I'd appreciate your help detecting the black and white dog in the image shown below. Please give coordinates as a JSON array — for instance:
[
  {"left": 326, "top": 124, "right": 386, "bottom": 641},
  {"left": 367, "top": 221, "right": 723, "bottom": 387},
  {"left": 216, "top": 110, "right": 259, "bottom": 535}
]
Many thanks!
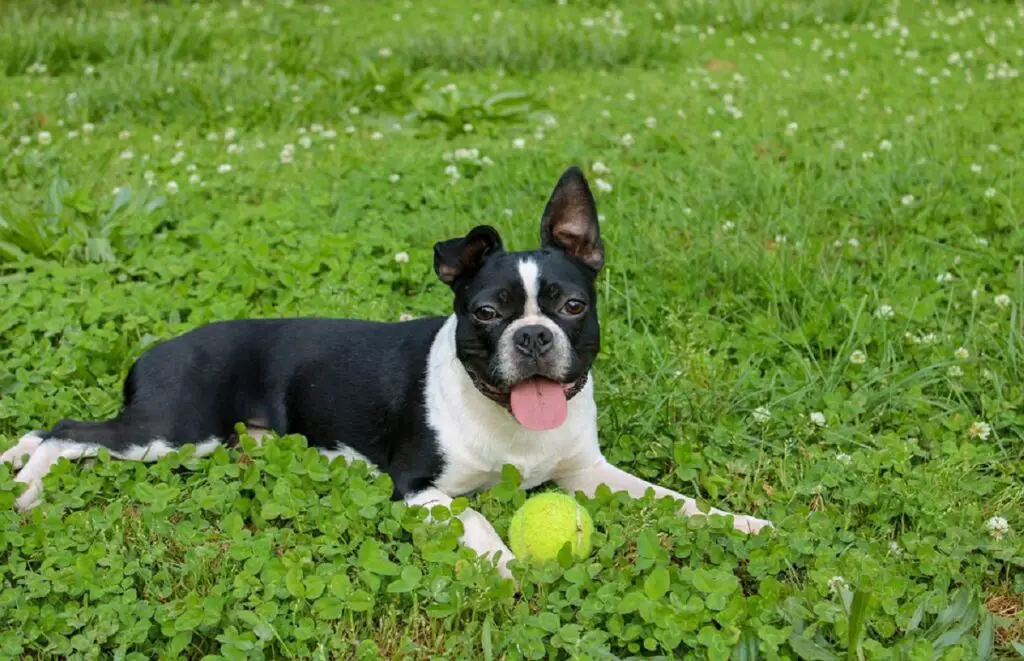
[{"left": 1, "top": 167, "right": 771, "bottom": 576}]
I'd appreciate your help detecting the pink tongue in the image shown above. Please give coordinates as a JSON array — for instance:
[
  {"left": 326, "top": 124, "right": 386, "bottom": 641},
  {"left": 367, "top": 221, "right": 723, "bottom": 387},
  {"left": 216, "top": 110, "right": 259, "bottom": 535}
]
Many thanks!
[{"left": 510, "top": 378, "right": 568, "bottom": 431}]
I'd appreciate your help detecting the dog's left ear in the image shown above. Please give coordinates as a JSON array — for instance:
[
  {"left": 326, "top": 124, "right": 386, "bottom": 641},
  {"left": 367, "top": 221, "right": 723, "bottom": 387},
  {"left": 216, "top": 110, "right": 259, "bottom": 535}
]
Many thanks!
[
  {"left": 540, "top": 166, "right": 604, "bottom": 272},
  {"left": 434, "top": 225, "right": 504, "bottom": 287}
]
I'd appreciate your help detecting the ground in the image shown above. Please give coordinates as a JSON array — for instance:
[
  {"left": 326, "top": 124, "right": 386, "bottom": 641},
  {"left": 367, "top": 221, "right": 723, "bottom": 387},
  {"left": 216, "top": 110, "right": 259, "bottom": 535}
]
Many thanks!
[{"left": 0, "top": 0, "right": 1022, "bottom": 659}]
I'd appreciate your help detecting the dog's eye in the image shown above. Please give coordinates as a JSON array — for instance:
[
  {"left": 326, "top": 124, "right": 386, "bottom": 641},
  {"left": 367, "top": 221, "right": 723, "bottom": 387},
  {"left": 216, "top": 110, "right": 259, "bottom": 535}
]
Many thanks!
[
  {"left": 474, "top": 306, "right": 499, "bottom": 322},
  {"left": 561, "top": 299, "right": 587, "bottom": 315}
]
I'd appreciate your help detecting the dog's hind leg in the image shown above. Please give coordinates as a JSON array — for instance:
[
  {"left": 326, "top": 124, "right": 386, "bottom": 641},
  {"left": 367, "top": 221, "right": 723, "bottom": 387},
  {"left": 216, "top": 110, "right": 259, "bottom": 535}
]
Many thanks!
[
  {"left": 0, "top": 431, "right": 46, "bottom": 470},
  {"left": 2, "top": 417, "right": 222, "bottom": 512}
]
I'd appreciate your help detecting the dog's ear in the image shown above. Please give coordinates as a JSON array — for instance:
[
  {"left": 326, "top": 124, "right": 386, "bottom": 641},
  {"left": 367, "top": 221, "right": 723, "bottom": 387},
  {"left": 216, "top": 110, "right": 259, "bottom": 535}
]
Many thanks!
[
  {"left": 540, "top": 166, "right": 604, "bottom": 272},
  {"left": 434, "top": 225, "right": 504, "bottom": 287}
]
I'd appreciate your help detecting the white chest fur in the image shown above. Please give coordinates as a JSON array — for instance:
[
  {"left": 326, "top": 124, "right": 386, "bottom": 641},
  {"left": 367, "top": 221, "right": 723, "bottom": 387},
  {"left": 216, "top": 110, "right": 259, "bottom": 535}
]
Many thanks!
[{"left": 424, "top": 315, "right": 600, "bottom": 496}]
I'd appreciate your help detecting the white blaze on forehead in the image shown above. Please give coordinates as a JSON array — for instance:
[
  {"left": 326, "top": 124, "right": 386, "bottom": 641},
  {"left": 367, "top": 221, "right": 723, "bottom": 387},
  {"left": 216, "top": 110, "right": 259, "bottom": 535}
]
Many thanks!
[{"left": 518, "top": 258, "right": 541, "bottom": 315}]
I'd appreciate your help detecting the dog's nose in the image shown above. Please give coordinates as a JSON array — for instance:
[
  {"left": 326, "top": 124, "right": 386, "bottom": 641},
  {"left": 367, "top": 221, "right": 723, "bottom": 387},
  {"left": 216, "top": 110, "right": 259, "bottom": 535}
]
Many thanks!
[{"left": 514, "top": 325, "right": 553, "bottom": 357}]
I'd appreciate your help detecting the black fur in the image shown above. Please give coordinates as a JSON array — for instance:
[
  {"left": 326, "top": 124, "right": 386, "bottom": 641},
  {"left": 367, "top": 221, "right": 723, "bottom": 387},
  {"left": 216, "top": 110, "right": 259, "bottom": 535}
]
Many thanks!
[{"left": 45, "top": 318, "right": 448, "bottom": 499}]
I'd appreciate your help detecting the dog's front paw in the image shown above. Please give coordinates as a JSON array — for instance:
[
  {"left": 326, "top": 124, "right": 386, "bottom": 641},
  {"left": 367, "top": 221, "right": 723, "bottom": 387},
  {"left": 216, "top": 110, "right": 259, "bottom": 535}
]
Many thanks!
[{"left": 732, "top": 514, "right": 774, "bottom": 535}]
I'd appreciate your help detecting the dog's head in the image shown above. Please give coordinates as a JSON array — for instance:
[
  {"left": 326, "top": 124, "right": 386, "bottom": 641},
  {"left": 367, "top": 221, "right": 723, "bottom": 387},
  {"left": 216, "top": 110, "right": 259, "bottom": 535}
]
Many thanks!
[{"left": 433, "top": 166, "right": 604, "bottom": 431}]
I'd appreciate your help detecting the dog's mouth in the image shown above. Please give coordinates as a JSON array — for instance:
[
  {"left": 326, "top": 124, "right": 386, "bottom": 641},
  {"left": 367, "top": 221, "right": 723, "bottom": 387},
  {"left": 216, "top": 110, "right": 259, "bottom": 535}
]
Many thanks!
[{"left": 465, "top": 371, "right": 589, "bottom": 431}]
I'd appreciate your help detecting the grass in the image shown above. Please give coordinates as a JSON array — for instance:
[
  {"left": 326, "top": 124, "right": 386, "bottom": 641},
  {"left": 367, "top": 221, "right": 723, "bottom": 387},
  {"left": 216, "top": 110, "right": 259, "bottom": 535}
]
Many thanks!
[{"left": 1, "top": 0, "right": 1022, "bottom": 658}]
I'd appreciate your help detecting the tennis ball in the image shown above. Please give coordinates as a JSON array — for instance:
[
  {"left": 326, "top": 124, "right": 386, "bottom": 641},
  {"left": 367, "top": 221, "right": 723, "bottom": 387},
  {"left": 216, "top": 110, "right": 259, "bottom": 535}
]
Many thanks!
[{"left": 508, "top": 492, "right": 593, "bottom": 561}]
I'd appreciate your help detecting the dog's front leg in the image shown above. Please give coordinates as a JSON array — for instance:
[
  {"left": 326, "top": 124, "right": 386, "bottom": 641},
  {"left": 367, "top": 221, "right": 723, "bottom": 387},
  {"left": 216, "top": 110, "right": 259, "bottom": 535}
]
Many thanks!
[
  {"left": 405, "top": 488, "right": 515, "bottom": 578},
  {"left": 555, "top": 457, "right": 772, "bottom": 534}
]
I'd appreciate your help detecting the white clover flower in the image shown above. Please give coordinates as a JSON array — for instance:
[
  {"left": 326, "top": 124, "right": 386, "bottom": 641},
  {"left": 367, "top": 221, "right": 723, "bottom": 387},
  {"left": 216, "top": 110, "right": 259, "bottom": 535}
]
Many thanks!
[
  {"left": 936, "top": 271, "right": 955, "bottom": 284},
  {"left": 322, "top": 129, "right": 337, "bottom": 139},
  {"left": 217, "top": 164, "right": 233, "bottom": 174},
  {"left": 833, "top": 139, "right": 846, "bottom": 150},
  {"left": 711, "top": 130, "right": 722, "bottom": 140},
  {"left": 836, "top": 452, "right": 852, "bottom": 465},
  {"left": 645, "top": 116, "right": 657, "bottom": 129},
  {"left": 444, "top": 164, "right": 459, "bottom": 178},
  {"left": 462, "top": 123, "right": 473, "bottom": 133},
  {"left": 621, "top": 133, "right": 634, "bottom": 147},
  {"left": 967, "top": 421, "right": 992, "bottom": 440},
  {"left": 83, "top": 122, "right": 95, "bottom": 134},
  {"left": 394, "top": 251, "right": 410, "bottom": 264},
  {"left": 36, "top": 131, "right": 53, "bottom": 146},
  {"left": 901, "top": 194, "right": 915, "bottom": 206},
  {"left": 955, "top": 347, "right": 969, "bottom": 360},
  {"left": 348, "top": 106, "right": 360, "bottom": 115},
  {"left": 994, "top": 294, "right": 1011, "bottom": 308},
  {"left": 280, "top": 145, "right": 294, "bottom": 164},
  {"left": 143, "top": 170, "right": 155, "bottom": 184},
  {"left": 879, "top": 139, "right": 892, "bottom": 151},
  {"left": 810, "top": 411, "right": 827, "bottom": 427},
  {"left": 166, "top": 181, "right": 179, "bottom": 194},
  {"left": 595, "top": 178, "right": 612, "bottom": 193},
  {"left": 849, "top": 350, "right": 867, "bottom": 365},
  {"left": 512, "top": 137, "right": 526, "bottom": 150},
  {"left": 752, "top": 406, "right": 771, "bottom": 423},
  {"left": 722, "top": 220, "right": 736, "bottom": 232},
  {"left": 888, "top": 540, "right": 902, "bottom": 555},
  {"left": 592, "top": 161, "right": 610, "bottom": 174},
  {"left": 875, "top": 304, "right": 895, "bottom": 319},
  {"left": 378, "top": 47, "right": 392, "bottom": 58},
  {"left": 970, "top": 163, "right": 982, "bottom": 174},
  {"left": 984, "top": 187, "right": 997, "bottom": 198},
  {"left": 827, "top": 576, "right": 847, "bottom": 593},
  {"left": 224, "top": 127, "right": 237, "bottom": 141},
  {"left": 986, "top": 516, "right": 1009, "bottom": 540},
  {"left": 298, "top": 136, "right": 312, "bottom": 149},
  {"left": 948, "top": 365, "right": 963, "bottom": 377},
  {"left": 189, "top": 174, "right": 201, "bottom": 185},
  {"left": 388, "top": 173, "right": 400, "bottom": 183},
  {"left": 120, "top": 150, "right": 134, "bottom": 161},
  {"left": 371, "top": 132, "right": 384, "bottom": 140},
  {"left": 119, "top": 130, "right": 131, "bottom": 140},
  {"left": 310, "top": 123, "right": 324, "bottom": 133}
]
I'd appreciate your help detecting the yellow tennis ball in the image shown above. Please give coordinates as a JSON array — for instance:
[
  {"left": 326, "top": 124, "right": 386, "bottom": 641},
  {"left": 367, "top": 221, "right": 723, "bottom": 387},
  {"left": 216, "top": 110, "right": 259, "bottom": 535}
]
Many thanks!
[{"left": 508, "top": 492, "right": 593, "bottom": 561}]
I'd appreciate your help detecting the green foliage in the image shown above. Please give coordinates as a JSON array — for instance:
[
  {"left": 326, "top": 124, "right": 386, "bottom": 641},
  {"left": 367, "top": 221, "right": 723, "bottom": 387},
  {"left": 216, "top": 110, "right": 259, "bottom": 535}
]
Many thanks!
[
  {"left": 1, "top": 0, "right": 1022, "bottom": 658},
  {"left": 414, "top": 86, "right": 538, "bottom": 139},
  {"left": 1, "top": 179, "right": 163, "bottom": 264}
]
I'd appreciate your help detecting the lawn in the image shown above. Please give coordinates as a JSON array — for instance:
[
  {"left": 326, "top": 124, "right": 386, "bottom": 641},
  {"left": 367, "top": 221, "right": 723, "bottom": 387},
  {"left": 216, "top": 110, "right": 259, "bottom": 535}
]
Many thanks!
[{"left": 1, "top": 0, "right": 1023, "bottom": 658}]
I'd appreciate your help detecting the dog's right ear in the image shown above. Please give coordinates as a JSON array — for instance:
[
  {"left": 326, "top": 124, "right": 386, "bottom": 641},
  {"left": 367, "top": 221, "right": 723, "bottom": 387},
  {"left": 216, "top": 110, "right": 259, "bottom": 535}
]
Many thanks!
[{"left": 433, "top": 225, "right": 504, "bottom": 287}]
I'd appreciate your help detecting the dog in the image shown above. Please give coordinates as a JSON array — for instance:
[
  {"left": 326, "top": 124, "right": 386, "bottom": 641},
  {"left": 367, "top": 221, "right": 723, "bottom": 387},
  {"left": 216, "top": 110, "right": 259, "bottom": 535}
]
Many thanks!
[{"left": 1, "top": 166, "right": 771, "bottom": 577}]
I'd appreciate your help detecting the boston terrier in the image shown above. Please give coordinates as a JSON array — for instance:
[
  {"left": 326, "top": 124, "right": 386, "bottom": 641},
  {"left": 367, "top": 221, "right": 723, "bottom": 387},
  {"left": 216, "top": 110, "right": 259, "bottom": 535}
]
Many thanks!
[{"left": 1, "top": 166, "right": 772, "bottom": 577}]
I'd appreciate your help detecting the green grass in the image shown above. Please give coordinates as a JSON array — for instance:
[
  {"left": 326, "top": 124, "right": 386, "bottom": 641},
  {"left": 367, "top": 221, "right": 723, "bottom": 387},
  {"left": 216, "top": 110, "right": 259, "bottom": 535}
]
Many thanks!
[{"left": 1, "top": 0, "right": 1023, "bottom": 658}]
